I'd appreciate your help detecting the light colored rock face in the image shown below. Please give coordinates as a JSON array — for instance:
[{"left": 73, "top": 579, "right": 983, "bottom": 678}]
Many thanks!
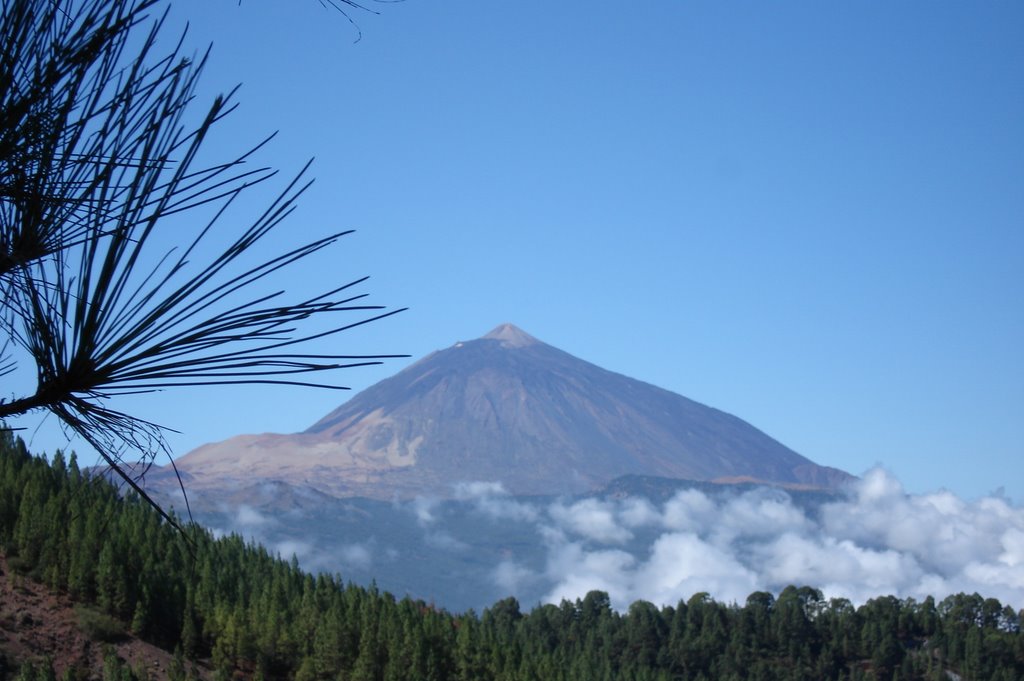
[
  {"left": 172, "top": 324, "right": 853, "bottom": 500},
  {"left": 175, "top": 418, "right": 425, "bottom": 498}
]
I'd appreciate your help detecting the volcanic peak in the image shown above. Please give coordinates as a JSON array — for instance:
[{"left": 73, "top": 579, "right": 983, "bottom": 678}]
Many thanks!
[
  {"left": 482, "top": 323, "right": 539, "bottom": 348},
  {"left": 173, "top": 322, "right": 854, "bottom": 499}
]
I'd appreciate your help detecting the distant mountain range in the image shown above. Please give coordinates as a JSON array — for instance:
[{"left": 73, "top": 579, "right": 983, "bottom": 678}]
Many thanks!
[{"left": 169, "top": 323, "right": 851, "bottom": 499}]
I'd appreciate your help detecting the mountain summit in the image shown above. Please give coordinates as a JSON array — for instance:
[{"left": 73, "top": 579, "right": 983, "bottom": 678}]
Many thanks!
[
  {"left": 175, "top": 325, "right": 851, "bottom": 499},
  {"left": 482, "top": 322, "right": 539, "bottom": 347}
]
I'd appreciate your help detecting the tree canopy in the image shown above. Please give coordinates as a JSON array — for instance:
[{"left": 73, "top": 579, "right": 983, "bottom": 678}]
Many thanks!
[{"left": 1, "top": 433, "right": 1021, "bottom": 680}]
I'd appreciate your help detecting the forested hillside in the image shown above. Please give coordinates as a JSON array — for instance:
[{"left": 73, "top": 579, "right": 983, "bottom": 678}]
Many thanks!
[{"left": 0, "top": 431, "right": 1021, "bottom": 681}]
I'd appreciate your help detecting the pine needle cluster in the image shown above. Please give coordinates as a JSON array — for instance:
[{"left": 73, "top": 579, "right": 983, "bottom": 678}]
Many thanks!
[{"left": 0, "top": 0, "right": 403, "bottom": 522}]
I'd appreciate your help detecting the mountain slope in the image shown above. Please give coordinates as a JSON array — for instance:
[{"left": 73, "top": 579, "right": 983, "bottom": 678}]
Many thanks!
[{"left": 175, "top": 324, "right": 851, "bottom": 498}]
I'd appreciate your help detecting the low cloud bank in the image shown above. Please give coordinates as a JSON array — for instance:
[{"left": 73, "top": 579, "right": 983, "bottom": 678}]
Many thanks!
[
  {"left": 190, "top": 467, "right": 1024, "bottom": 613},
  {"left": 529, "top": 468, "right": 1024, "bottom": 610}
]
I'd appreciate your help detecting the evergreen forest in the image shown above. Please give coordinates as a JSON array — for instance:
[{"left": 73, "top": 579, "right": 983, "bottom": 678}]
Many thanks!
[{"left": 0, "top": 431, "right": 1021, "bottom": 681}]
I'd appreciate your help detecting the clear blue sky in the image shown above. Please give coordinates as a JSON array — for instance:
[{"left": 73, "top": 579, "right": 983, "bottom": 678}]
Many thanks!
[{"left": 19, "top": 1, "right": 1024, "bottom": 501}]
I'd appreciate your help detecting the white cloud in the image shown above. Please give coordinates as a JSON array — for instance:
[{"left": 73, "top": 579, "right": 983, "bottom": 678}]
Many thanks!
[
  {"left": 453, "top": 481, "right": 507, "bottom": 498},
  {"left": 754, "top": 533, "right": 927, "bottom": 604},
  {"left": 540, "top": 468, "right": 1024, "bottom": 611},
  {"left": 235, "top": 505, "right": 270, "bottom": 527},
  {"left": 820, "top": 469, "right": 1023, "bottom": 578},
  {"left": 275, "top": 538, "right": 312, "bottom": 561},
  {"left": 410, "top": 496, "right": 439, "bottom": 526},
  {"left": 633, "top": 532, "right": 760, "bottom": 608},
  {"left": 662, "top": 488, "right": 717, "bottom": 531},
  {"left": 549, "top": 498, "right": 633, "bottom": 544},
  {"left": 204, "top": 467, "right": 1024, "bottom": 614},
  {"left": 544, "top": 542, "right": 637, "bottom": 605},
  {"left": 998, "top": 527, "right": 1024, "bottom": 568},
  {"left": 451, "top": 480, "right": 538, "bottom": 521},
  {"left": 338, "top": 543, "right": 374, "bottom": 571},
  {"left": 493, "top": 560, "right": 536, "bottom": 593},
  {"left": 619, "top": 497, "right": 661, "bottom": 528}
]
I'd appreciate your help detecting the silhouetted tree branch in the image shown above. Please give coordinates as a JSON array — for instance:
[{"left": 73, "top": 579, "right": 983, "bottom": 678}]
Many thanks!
[{"left": 0, "top": 0, "right": 404, "bottom": 525}]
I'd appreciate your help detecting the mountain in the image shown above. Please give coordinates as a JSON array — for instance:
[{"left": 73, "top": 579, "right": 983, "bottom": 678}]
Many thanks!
[{"left": 173, "top": 323, "right": 851, "bottom": 499}]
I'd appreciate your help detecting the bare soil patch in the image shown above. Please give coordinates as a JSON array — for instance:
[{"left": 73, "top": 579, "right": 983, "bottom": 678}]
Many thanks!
[{"left": 0, "top": 553, "right": 209, "bottom": 680}]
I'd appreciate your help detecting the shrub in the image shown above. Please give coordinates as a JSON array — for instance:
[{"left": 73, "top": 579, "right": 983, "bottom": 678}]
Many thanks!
[{"left": 74, "top": 606, "right": 125, "bottom": 643}]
